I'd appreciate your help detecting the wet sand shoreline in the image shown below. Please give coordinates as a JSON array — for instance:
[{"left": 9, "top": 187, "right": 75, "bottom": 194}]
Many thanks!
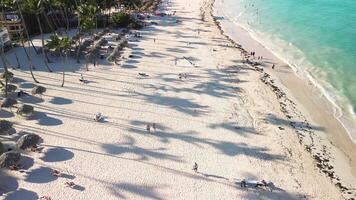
[{"left": 210, "top": 0, "right": 355, "bottom": 198}]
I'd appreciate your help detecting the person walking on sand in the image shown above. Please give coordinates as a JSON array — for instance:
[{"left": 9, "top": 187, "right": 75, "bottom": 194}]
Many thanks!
[
  {"left": 153, "top": 38, "right": 156, "bottom": 43},
  {"left": 272, "top": 64, "right": 275, "bottom": 69},
  {"left": 193, "top": 162, "right": 198, "bottom": 172}
]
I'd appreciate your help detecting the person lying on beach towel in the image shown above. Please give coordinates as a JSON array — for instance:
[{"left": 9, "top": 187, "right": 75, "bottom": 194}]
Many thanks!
[
  {"left": 65, "top": 181, "right": 76, "bottom": 188},
  {"left": 240, "top": 179, "right": 273, "bottom": 191},
  {"left": 139, "top": 73, "right": 149, "bottom": 77},
  {"left": 17, "top": 90, "right": 29, "bottom": 97}
]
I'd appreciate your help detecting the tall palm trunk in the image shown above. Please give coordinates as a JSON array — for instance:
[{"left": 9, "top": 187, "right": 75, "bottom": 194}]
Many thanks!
[
  {"left": 35, "top": 15, "right": 53, "bottom": 72},
  {"left": 75, "top": 6, "right": 81, "bottom": 64},
  {"left": 43, "top": 9, "right": 56, "bottom": 33},
  {"left": 16, "top": 1, "right": 39, "bottom": 83},
  {"left": 48, "top": 3, "right": 61, "bottom": 29},
  {"left": 14, "top": 53, "right": 21, "bottom": 69},
  {"left": 61, "top": 52, "right": 68, "bottom": 87},
  {"left": 63, "top": 7, "right": 70, "bottom": 32},
  {"left": 75, "top": 37, "right": 82, "bottom": 63},
  {"left": 30, "top": 37, "right": 39, "bottom": 54},
  {"left": 103, "top": 0, "right": 107, "bottom": 28},
  {"left": 0, "top": 48, "right": 9, "bottom": 98},
  {"left": 59, "top": 7, "right": 69, "bottom": 34}
]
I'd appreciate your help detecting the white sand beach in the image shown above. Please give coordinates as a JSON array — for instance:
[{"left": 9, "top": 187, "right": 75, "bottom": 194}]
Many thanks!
[{"left": 0, "top": 0, "right": 355, "bottom": 199}]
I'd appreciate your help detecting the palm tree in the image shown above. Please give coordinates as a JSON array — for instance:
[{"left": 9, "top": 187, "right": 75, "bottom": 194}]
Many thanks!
[
  {"left": 2, "top": 0, "right": 38, "bottom": 83},
  {"left": 22, "top": 0, "right": 53, "bottom": 72},
  {"left": 50, "top": 0, "right": 69, "bottom": 33},
  {"left": 75, "top": 4, "right": 96, "bottom": 63},
  {"left": 14, "top": 0, "right": 39, "bottom": 83},
  {"left": 0, "top": 43, "right": 10, "bottom": 98},
  {"left": 45, "top": 34, "right": 71, "bottom": 87},
  {"left": 58, "top": 36, "right": 71, "bottom": 87}
]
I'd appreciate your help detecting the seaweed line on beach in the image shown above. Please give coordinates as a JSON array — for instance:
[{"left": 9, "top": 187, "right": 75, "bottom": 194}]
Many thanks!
[{"left": 205, "top": 0, "right": 355, "bottom": 199}]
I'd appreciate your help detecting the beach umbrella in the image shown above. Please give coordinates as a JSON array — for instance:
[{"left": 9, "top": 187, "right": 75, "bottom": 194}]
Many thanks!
[
  {"left": 0, "top": 151, "right": 21, "bottom": 168},
  {"left": 16, "top": 104, "right": 34, "bottom": 117},
  {"left": 16, "top": 133, "right": 42, "bottom": 150},
  {"left": 31, "top": 85, "right": 46, "bottom": 96},
  {"left": 0, "top": 120, "right": 13, "bottom": 134}
]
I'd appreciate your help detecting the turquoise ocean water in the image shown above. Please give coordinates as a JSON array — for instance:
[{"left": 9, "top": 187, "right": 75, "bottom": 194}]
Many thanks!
[{"left": 217, "top": 0, "right": 356, "bottom": 140}]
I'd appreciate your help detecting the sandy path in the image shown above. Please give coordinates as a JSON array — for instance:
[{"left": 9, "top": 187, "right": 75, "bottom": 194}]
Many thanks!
[{"left": 0, "top": 0, "right": 344, "bottom": 199}]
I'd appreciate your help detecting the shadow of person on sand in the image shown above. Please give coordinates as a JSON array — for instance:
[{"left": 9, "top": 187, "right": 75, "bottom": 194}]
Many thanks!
[
  {"left": 197, "top": 172, "right": 229, "bottom": 181},
  {"left": 71, "top": 184, "right": 86, "bottom": 191}
]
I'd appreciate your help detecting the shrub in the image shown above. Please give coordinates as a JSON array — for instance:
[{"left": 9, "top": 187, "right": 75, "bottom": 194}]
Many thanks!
[
  {"left": 128, "top": 21, "right": 144, "bottom": 30},
  {"left": 112, "top": 12, "right": 133, "bottom": 28}
]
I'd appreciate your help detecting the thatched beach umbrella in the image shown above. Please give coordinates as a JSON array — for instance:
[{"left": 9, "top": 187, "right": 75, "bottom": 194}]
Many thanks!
[
  {"left": 1, "top": 98, "right": 18, "bottom": 111},
  {"left": 16, "top": 104, "right": 34, "bottom": 117},
  {"left": 0, "top": 120, "right": 13, "bottom": 134},
  {"left": 0, "top": 151, "right": 21, "bottom": 168},
  {"left": 32, "top": 85, "right": 46, "bottom": 97},
  {"left": 16, "top": 133, "right": 42, "bottom": 150}
]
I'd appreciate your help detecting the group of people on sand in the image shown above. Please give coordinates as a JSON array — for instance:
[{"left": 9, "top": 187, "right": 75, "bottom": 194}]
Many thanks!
[
  {"left": 192, "top": 162, "right": 274, "bottom": 191},
  {"left": 241, "top": 50, "right": 276, "bottom": 69}
]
